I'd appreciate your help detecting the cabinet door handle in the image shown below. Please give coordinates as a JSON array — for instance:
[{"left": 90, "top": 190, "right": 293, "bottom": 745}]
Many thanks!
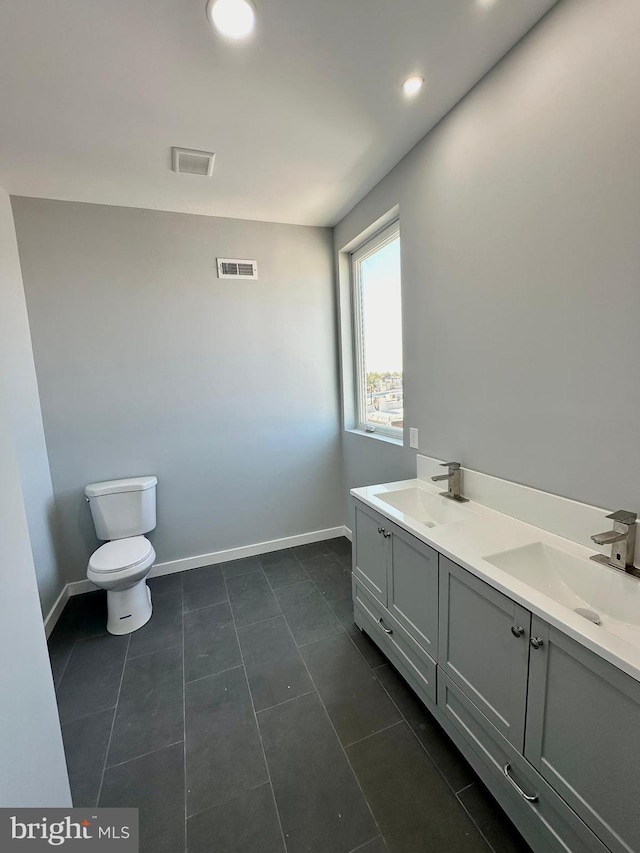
[
  {"left": 378, "top": 617, "right": 393, "bottom": 635},
  {"left": 383, "top": 531, "right": 392, "bottom": 539},
  {"left": 503, "top": 764, "right": 538, "bottom": 803},
  {"left": 530, "top": 637, "right": 544, "bottom": 650},
  {"left": 377, "top": 526, "right": 385, "bottom": 535},
  {"left": 511, "top": 626, "right": 525, "bottom": 638}
]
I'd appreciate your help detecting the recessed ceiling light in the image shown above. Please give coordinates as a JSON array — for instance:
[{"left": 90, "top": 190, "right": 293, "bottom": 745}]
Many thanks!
[
  {"left": 402, "top": 75, "right": 424, "bottom": 98},
  {"left": 206, "top": 0, "right": 256, "bottom": 40}
]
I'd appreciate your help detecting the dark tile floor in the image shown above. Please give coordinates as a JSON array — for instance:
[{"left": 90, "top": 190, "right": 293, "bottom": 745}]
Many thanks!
[{"left": 47, "top": 537, "right": 532, "bottom": 853}]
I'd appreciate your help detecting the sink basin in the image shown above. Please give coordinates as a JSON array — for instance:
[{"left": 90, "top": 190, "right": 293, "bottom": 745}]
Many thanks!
[
  {"left": 373, "top": 486, "right": 473, "bottom": 528},
  {"left": 485, "top": 542, "right": 640, "bottom": 639}
]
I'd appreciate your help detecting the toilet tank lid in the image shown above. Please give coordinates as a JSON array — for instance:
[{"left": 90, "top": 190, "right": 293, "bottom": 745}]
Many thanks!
[{"left": 85, "top": 476, "right": 157, "bottom": 497}]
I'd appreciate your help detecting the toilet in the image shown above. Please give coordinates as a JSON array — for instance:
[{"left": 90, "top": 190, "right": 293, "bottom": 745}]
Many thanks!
[{"left": 85, "top": 476, "right": 157, "bottom": 635}]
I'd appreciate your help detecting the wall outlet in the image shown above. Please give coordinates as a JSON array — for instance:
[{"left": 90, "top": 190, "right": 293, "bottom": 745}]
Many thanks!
[{"left": 409, "top": 427, "right": 419, "bottom": 449}]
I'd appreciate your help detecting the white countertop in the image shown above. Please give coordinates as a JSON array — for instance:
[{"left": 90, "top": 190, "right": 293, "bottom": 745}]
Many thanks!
[{"left": 351, "top": 478, "right": 640, "bottom": 684}]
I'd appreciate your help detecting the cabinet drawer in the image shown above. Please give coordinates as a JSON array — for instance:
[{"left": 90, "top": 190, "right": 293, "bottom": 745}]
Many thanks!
[
  {"left": 438, "top": 672, "right": 608, "bottom": 853},
  {"left": 353, "top": 579, "right": 436, "bottom": 708}
]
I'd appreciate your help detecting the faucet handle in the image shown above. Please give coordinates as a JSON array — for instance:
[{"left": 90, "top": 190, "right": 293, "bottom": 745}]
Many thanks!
[
  {"left": 605, "top": 510, "right": 637, "bottom": 526},
  {"left": 440, "top": 461, "right": 460, "bottom": 470}
]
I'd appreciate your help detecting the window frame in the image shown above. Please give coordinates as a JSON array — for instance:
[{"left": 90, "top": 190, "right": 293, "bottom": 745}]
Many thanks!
[{"left": 350, "top": 220, "right": 403, "bottom": 440}]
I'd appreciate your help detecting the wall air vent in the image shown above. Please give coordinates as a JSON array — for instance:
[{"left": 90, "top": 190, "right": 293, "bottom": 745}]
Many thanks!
[
  {"left": 217, "top": 258, "right": 258, "bottom": 280},
  {"left": 171, "top": 147, "right": 216, "bottom": 177}
]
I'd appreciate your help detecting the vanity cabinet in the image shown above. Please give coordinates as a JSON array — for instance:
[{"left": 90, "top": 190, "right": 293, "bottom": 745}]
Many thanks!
[
  {"left": 525, "top": 618, "right": 640, "bottom": 853},
  {"left": 439, "top": 557, "right": 531, "bottom": 750},
  {"left": 352, "top": 496, "right": 640, "bottom": 853},
  {"left": 353, "top": 502, "right": 438, "bottom": 658}
]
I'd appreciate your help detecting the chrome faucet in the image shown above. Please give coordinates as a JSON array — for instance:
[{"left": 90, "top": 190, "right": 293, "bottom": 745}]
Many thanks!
[
  {"left": 432, "top": 461, "right": 469, "bottom": 503},
  {"left": 590, "top": 510, "right": 638, "bottom": 576}
]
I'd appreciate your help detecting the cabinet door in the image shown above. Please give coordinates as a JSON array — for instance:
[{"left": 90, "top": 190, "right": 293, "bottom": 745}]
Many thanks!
[
  {"left": 387, "top": 522, "right": 438, "bottom": 659},
  {"left": 439, "top": 556, "right": 531, "bottom": 750},
  {"left": 525, "top": 617, "right": 640, "bottom": 853},
  {"left": 353, "top": 502, "right": 389, "bottom": 605}
]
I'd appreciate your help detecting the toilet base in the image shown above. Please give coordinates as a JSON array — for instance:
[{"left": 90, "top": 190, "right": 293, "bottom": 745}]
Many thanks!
[{"left": 107, "top": 581, "right": 152, "bottom": 635}]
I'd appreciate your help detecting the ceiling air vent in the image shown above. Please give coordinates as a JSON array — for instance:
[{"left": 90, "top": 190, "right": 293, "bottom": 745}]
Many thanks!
[
  {"left": 217, "top": 258, "right": 258, "bottom": 280},
  {"left": 171, "top": 147, "right": 215, "bottom": 177}
]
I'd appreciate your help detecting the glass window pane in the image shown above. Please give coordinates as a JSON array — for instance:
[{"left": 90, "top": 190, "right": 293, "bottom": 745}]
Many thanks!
[{"left": 359, "top": 235, "right": 403, "bottom": 431}]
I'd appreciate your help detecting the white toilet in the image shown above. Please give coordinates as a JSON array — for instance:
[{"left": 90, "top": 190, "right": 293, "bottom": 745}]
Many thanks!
[{"left": 85, "top": 476, "right": 158, "bottom": 635}]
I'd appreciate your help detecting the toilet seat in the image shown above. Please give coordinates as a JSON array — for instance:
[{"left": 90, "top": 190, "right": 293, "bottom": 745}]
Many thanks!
[{"left": 89, "top": 536, "right": 153, "bottom": 573}]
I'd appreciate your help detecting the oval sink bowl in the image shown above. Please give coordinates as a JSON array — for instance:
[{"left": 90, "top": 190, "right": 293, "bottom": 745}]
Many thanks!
[
  {"left": 372, "top": 486, "right": 473, "bottom": 527},
  {"left": 485, "top": 541, "right": 640, "bottom": 641}
]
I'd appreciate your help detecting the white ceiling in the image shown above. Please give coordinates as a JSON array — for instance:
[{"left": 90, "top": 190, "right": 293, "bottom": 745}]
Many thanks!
[{"left": 0, "top": 0, "right": 558, "bottom": 226}]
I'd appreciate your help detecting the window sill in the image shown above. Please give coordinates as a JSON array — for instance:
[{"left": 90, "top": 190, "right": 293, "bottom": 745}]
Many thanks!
[{"left": 345, "top": 428, "right": 404, "bottom": 447}]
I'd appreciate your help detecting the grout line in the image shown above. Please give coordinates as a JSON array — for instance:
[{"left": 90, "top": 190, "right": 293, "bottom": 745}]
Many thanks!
[
  {"left": 59, "top": 704, "right": 117, "bottom": 728},
  {"left": 186, "top": 780, "right": 273, "bottom": 823},
  {"left": 95, "top": 632, "right": 131, "bottom": 807},
  {"left": 181, "top": 572, "right": 187, "bottom": 851},
  {"left": 255, "top": 690, "right": 316, "bottom": 715},
  {"left": 234, "top": 613, "right": 285, "bottom": 633},
  {"left": 182, "top": 597, "right": 230, "bottom": 617},
  {"left": 455, "top": 782, "right": 476, "bottom": 797},
  {"left": 348, "top": 836, "right": 384, "bottom": 853},
  {"left": 343, "top": 720, "right": 404, "bottom": 750},
  {"left": 104, "top": 739, "right": 185, "bottom": 771},
  {"left": 127, "top": 642, "right": 183, "bottom": 662},
  {"left": 277, "top": 554, "right": 384, "bottom": 845},
  {"left": 455, "top": 789, "right": 500, "bottom": 853},
  {"left": 184, "top": 664, "right": 244, "bottom": 686},
  {"left": 222, "top": 573, "right": 290, "bottom": 853}
]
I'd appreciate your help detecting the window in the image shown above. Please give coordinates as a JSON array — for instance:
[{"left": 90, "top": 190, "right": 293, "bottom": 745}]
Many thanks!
[{"left": 351, "top": 221, "right": 403, "bottom": 438}]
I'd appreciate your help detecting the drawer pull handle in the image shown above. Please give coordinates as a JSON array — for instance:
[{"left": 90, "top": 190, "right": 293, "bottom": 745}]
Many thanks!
[
  {"left": 503, "top": 764, "right": 538, "bottom": 803},
  {"left": 511, "top": 626, "right": 525, "bottom": 638},
  {"left": 378, "top": 617, "right": 393, "bottom": 635},
  {"left": 530, "top": 637, "right": 544, "bottom": 650}
]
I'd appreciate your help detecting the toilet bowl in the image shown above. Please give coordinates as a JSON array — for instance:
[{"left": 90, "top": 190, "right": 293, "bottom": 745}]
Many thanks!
[
  {"left": 87, "top": 535, "right": 155, "bottom": 634},
  {"left": 84, "top": 475, "right": 158, "bottom": 635}
]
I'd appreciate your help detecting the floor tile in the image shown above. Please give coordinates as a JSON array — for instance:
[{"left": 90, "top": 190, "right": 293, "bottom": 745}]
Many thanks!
[
  {"left": 375, "top": 663, "right": 476, "bottom": 793},
  {"left": 47, "top": 608, "right": 80, "bottom": 685},
  {"left": 128, "top": 585, "right": 183, "bottom": 659},
  {"left": 258, "top": 691, "right": 378, "bottom": 853},
  {"left": 328, "top": 536, "right": 353, "bottom": 562},
  {"left": 187, "top": 782, "right": 285, "bottom": 853},
  {"left": 62, "top": 708, "right": 114, "bottom": 807},
  {"left": 347, "top": 722, "right": 489, "bottom": 853},
  {"left": 291, "top": 541, "right": 333, "bottom": 560},
  {"left": 107, "top": 646, "right": 183, "bottom": 766},
  {"left": 458, "top": 783, "right": 533, "bottom": 853},
  {"left": 73, "top": 590, "right": 110, "bottom": 639},
  {"left": 259, "top": 548, "right": 295, "bottom": 566},
  {"left": 301, "top": 634, "right": 401, "bottom": 746},
  {"left": 302, "top": 555, "right": 353, "bottom": 622},
  {"left": 100, "top": 741, "right": 185, "bottom": 853},
  {"left": 185, "top": 665, "right": 268, "bottom": 817},
  {"left": 183, "top": 564, "right": 227, "bottom": 613},
  {"left": 260, "top": 551, "right": 309, "bottom": 589},
  {"left": 226, "top": 571, "right": 280, "bottom": 628},
  {"left": 222, "top": 555, "right": 263, "bottom": 579},
  {"left": 238, "top": 616, "right": 313, "bottom": 711},
  {"left": 346, "top": 624, "right": 389, "bottom": 669},
  {"left": 274, "top": 581, "right": 342, "bottom": 646},
  {"left": 148, "top": 573, "right": 183, "bottom": 596},
  {"left": 184, "top": 601, "right": 241, "bottom": 683},
  {"left": 56, "top": 634, "right": 129, "bottom": 724}
]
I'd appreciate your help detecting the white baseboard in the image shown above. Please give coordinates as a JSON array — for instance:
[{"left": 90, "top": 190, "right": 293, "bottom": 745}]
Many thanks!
[
  {"left": 44, "top": 584, "right": 70, "bottom": 638},
  {"left": 55, "top": 525, "right": 350, "bottom": 618}
]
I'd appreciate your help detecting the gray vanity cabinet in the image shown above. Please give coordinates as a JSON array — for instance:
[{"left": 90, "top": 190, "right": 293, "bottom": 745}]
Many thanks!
[
  {"left": 353, "top": 502, "right": 389, "bottom": 605},
  {"left": 525, "top": 617, "right": 640, "bottom": 853},
  {"left": 439, "top": 556, "right": 531, "bottom": 750}
]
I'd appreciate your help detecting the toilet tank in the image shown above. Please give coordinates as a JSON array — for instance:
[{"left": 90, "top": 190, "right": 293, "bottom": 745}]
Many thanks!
[{"left": 85, "top": 476, "right": 157, "bottom": 540}]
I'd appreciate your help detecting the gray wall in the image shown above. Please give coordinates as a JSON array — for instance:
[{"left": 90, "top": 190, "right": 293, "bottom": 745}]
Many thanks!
[
  {"left": 0, "top": 188, "right": 64, "bottom": 615},
  {"left": 0, "top": 188, "right": 70, "bottom": 804},
  {"left": 12, "top": 199, "right": 342, "bottom": 583},
  {"left": 335, "top": 0, "right": 640, "bottom": 515}
]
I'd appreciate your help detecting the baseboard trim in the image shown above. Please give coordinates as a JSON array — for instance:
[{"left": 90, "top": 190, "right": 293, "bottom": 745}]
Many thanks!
[
  {"left": 58, "top": 524, "right": 350, "bottom": 611},
  {"left": 44, "top": 584, "right": 70, "bottom": 638}
]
